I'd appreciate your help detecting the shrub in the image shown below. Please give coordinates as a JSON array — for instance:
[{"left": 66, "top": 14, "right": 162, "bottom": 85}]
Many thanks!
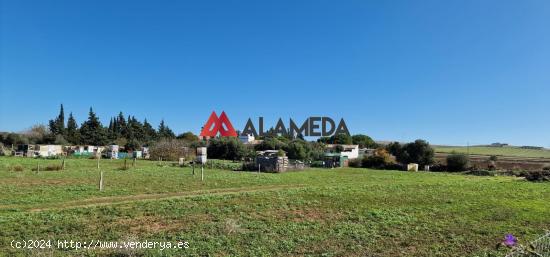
[
  {"left": 348, "top": 158, "right": 362, "bottom": 168},
  {"left": 44, "top": 164, "right": 62, "bottom": 171},
  {"left": 362, "top": 156, "right": 388, "bottom": 169},
  {"left": 429, "top": 163, "right": 447, "bottom": 172},
  {"left": 446, "top": 153, "right": 469, "bottom": 172},
  {"left": 361, "top": 148, "right": 395, "bottom": 169},
  {"left": 543, "top": 165, "right": 550, "bottom": 171},
  {"left": 10, "top": 164, "right": 24, "bottom": 172},
  {"left": 150, "top": 139, "right": 193, "bottom": 161},
  {"left": 310, "top": 161, "right": 324, "bottom": 168},
  {"left": 208, "top": 137, "right": 252, "bottom": 161},
  {"left": 468, "top": 170, "right": 497, "bottom": 176},
  {"left": 524, "top": 170, "right": 550, "bottom": 182}
]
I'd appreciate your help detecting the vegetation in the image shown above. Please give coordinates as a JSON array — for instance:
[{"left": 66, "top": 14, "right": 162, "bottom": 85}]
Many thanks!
[
  {"left": 386, "top": 140, "right": 435, "bottom": 167},
  {"left": 0, "top": 157, "right": 548, "bottom": 256},
  {"left": 208, "top": 137, "right": 253, "bottom": 161},
  {"left": 446, "top": 152, "right": 470, "bottom": 172},
  {"left": 361, "top": 148, "right": 397, "bottom": 169},
  {"left": 524, "top": 170, "right": 550, "bottom": 182},
  {"left": 435, "top": 145, "right": 550, "bottom": 158},
  {"left": 0, "top": 105, "right": 180, "bottom": 150}
]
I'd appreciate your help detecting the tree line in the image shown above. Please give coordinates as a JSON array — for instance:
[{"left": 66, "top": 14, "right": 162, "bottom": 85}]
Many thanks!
[{"left": 0, "top": 104, "right": 182, "bottom": 150}]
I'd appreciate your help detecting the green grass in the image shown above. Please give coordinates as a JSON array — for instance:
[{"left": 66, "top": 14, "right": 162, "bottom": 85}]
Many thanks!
[
  {"left": 0, "top": 157, "right": 549, "bottom": 256},
  {"left": 434, "top": 146, "right": 550, "bottom": 159}
]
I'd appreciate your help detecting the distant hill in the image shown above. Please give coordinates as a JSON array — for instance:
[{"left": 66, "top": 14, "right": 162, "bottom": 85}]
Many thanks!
[{"left": 433, "top": 145, "right": 550, "bottom": 159}]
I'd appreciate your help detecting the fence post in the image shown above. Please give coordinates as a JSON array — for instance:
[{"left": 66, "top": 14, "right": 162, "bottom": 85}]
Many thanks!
[
  {"left": 192, "top": 162, "right": 195, "bottom": 175},
  {"left": 258, "top": 163, "right": 261, "bottom": 174},
  {"left": 132, "top": 158, "right": 136, "bottom": 168},
  {"left": 61, "top": 158, "right": 66, "bottom": 170},
  {"left": 97, "top": 157, "right": 100, "bottom": 169},
  {"left": 99, "top": 171, "right": 104, "bottom": 191},
  {"left": 201, "top": 164, "right": 204, "bottom": 181}
]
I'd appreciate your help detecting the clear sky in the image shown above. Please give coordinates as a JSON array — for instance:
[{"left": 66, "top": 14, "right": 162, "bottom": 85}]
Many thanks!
[{"left": 1, "top": 0, "right": 549, "bottom": 146}]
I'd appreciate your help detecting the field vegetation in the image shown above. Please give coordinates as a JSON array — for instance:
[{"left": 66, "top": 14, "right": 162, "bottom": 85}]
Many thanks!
[
  {"left": 1, "top": 157, "right": 549, "bottom": 256},
  {"left": 434, "top": 146, "right": 550, "bottom": 159}
]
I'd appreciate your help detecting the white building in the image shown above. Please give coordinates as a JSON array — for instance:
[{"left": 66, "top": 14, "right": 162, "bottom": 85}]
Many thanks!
[
  {"left": 239, "top": 134, "right": 255, "bottom": 143},
  {"left": 326, "top": 144, "right": 360, "bottom": 159}
]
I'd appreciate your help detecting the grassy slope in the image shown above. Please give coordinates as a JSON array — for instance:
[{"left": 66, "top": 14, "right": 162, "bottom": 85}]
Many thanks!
[
  {"left": 434, "top": 146, "right": 550, "bottom": 158},
  {"left": 0, "top": 157, "right": 549, "bottom": 257}
]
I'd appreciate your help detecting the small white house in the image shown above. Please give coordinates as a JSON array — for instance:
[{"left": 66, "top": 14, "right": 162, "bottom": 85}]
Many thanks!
[{"left": 326, "top": 144, "right": 360, "bottom": 159}]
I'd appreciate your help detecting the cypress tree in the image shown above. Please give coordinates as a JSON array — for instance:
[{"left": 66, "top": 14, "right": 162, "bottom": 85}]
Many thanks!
[
  {"left": 48, "top": 104, "right": 66, "bottom": 136},
  {"left": 158, "top": 119, "right": 175, "bottom": 139},
  {"left": 66, "top": 112, "right": 80, "bottom": 144},
  {"left": 143, "top": 119, "right": 157, "bottom": 143},
  {"left": 79, "top": 107, "right": 108, "bottom": 145}
]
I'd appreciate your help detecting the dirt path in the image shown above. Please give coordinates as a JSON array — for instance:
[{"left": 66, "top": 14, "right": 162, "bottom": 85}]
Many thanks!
[{"left": 24, "top": 184, "right": 306, "bottom": 212}]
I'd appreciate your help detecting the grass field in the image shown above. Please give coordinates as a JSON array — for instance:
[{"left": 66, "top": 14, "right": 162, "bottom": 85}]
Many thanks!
[
  {"left": 434, "top": 146, "right": 550, "bottom": 159},
  {"left": 1, "top": 157, "right": 549, "bottom": 257}
]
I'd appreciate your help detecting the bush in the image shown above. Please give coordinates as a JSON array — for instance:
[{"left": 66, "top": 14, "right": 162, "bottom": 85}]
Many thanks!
[
  {"left": 310, "top": 161, "right": 324, "bottom": 168},
  {"left": 44, "top": 164, "right": 62, "bottom": 171},
  {"left": 543, "top": 165, "right": 550, "bottom": 171},
  {"left": 150, "top": 139, "right": 193, "bottom": 161},
  {"left": 362, "top": 156, "right": 388, "bottom": 169},
  {"left": 361, "top": 148, "right": 396, "bottom": 169},
  {"left": 348, "top": 158, "right": 362, "bottom": 168},
  {"left": 429, "top": 163, "right": 447, "bottom": 172},
  {"left": 208, "top": 137, "right": 252, "bottom": 161},
  {"left": 467, "top": 170, "right": 497, "bottom": 176},
  {"left": 446, "top": 153, "right": 469, "bottom": 172},
  {"left": 10, "top": 164, "right": 24, "bottom": 172},
  {"left": 524, "top": 170, "right": 550, "bottom": 182}
]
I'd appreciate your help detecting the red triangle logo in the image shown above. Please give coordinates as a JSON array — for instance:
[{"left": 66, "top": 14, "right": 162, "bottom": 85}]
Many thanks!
[{"left": 200, "top": 111, "right": 237, "bottom": 137}]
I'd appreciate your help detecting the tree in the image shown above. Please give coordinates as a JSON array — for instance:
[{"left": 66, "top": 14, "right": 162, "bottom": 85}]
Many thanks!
[
  {"left": 177, "top": 132, "right": 199, "bottom": 142},
  {"left": 283, "top": 140, "right": 308, "bottom": 160},
  {"left": 255, "top": 137, "right": 286, "bottom": 151},
  {"left": 24, "top": 124, "right": 52, "bottom": 144},
  {"left": 107, "top": 118, "right": 117, "bottom": 142},
  {"left": 3, "top": 133, "right": 29, "bottom": 145},
  {"left": 352, "top": 134, "right": 377, "bottom": 148},
  {"left": 317, "top": 133, "right": 352, "bottom": 145},
  {"left": 208, "top": 137, "right": 250, "bottom": 160},
  {"left": 447, "top": 153, "right": 469, "bottom": 172},
  {"left": 157, "top": 120, "right": 175, "bottom": 139},
  {"left": 389, "top": 140, "right": 434, "bottom": 167},
  {"left": 79, "top": 107, "right": 108, "bottom": 145},
  {"left": 386, "top": 142, "right": 402, "bottom": 156},
  {"left": 142, "top": 119, "right": 157, "bottom": 144},
  {"left": 66, "top": 113, "right": 80, "bottom": 144},
  {"left": 48, "top": 104, "right": 65, "bottom": 136}
]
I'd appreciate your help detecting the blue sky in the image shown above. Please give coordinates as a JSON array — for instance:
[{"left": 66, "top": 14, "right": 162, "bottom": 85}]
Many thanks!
[{"left": 1, "top": 0, "right": 549, "bottom": 146}]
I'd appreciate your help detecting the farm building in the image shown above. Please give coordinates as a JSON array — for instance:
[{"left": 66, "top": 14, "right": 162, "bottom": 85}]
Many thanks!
[
  {"left": 324, "top": 153, "right": 349, "bottom": 168},
  {"left": 16, "top": 144, "right": 64, "bottom": 157},
  {"left": 325, "top": 144, "right": 360, "bottom": 159},
  {"left": 255, "top": 150, "right": 289, "bottom": 173},
  {"left": 69, "top": 145, "right": 105, "bottom": 157}
]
